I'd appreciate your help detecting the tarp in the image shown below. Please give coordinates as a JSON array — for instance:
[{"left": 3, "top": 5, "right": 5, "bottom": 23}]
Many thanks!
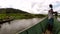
[{"left": 53, "top": 18, "right": 60, "bottom": 34}]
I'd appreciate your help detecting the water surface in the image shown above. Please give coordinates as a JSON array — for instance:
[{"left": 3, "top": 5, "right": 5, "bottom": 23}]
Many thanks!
[
  {"left": 57, "top": 17, "right": 60, "bottom": 21},
  {"left": 0, "top": 18, "right": 43, "bottom": 34}
]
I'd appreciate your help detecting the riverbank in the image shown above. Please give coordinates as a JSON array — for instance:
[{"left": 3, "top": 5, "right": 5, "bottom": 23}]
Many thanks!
[{"left": 0, "top": 13, "right": 46, "bottom": 19}]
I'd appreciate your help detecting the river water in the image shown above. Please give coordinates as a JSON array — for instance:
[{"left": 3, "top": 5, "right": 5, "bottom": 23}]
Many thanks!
[
  {"left": 0, "top": 18, "right": 44, "bottom": 34},
  {"left": 57, "top": 17, "right": 60, "bottom": 21}
]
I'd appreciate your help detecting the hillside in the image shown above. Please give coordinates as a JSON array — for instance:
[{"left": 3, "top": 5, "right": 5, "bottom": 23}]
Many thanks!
[
  {"left": 0, "top": 8, "right": 46, "bottom": 19},
  {"left": 0, "top": 8, "right": 30, "bottom": 14}
]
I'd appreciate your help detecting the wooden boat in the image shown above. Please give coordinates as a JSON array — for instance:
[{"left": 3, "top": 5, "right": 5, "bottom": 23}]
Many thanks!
[
  {"left": 16, "top": 17, "right": 60, "bottom": 34},
  {"left": 0, "top": 17, "right": 14, "bottom": 24}
]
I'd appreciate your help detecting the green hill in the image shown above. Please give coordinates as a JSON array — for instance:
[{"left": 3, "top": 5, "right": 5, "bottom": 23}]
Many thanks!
[
  {"left": 0, "top": 8, "right": 30, "bottom": 14},
  {"left": 0, "top": 8, "right": 46, "bottom": 19}
]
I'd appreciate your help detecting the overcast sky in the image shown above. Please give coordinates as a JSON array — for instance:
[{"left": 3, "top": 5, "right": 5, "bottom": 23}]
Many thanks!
[{"left": 0, "top": 0, "right": 60, "bottom": 14}]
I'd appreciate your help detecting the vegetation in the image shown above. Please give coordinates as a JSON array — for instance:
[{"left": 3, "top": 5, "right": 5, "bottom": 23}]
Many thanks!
[{"left": 0, "top": 8, "right": 46, "bottom": 19}]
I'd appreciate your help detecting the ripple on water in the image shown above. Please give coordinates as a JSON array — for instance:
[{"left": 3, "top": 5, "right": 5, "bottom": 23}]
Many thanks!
[
  {"left": 0, "top": 18, "right": 42, "bottom": 34},
  {"left": 57, "top": 18, "right": 60, "bottom": 21}
]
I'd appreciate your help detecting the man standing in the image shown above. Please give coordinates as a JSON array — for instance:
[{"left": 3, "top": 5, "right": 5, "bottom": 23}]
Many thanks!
[{"left": 48, "top": 4, "right": 54, "bottom": 34}]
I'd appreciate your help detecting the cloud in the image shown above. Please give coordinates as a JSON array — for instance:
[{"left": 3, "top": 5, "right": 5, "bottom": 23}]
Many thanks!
[{"left": 0, "top": 0, "right": 60, "bottom": 14}]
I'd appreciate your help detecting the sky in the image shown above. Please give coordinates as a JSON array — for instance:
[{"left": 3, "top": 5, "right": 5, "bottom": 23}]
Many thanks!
[{"left": 0, "top": 0, "right": 60, "bottom": 14}]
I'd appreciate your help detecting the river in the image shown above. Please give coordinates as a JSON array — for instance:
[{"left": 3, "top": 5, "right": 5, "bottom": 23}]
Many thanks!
[
  {"left": 0, "top": 18, "right": 44, "bottom": 34},
  {"left": 57, "top": 17, "right": 60, "bottom": 21}
]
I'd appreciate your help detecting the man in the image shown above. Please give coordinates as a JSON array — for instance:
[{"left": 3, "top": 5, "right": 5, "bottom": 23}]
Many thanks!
[{"left": 48, "top": 4, "right": 54, "bottom": 34}]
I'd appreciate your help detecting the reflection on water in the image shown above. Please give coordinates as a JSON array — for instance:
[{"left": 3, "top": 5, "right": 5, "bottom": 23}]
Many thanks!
[
  {"left": 0, "top": 18, "right": 43, "bottom": 34},
  {"left": 57, "top": 17, "right": 60, "bottom": 21}
]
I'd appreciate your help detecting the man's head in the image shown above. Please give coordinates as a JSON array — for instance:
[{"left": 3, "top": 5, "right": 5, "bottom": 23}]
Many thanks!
[{"left": 49, "top": 4, "right": 53, "bottom": 9}]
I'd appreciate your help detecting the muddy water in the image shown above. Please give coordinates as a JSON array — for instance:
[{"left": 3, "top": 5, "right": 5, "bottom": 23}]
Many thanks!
[
  {"left": 57, "top": 17, "right": 60, "bottom": 21},
  {"left": 0, "top": 18, "right": 44, "bottom": 34}
]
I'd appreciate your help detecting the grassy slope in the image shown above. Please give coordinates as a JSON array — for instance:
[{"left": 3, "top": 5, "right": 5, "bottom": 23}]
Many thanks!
[
  {"left": 0, "top": 13, "right": 46, "bottom": 19},
  {"left": 0, "top": 8, "right": 46, "bottom": 19}
]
